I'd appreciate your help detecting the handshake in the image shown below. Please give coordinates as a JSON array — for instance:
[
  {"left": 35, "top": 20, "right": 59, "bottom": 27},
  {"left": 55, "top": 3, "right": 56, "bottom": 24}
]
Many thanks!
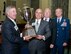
[{"left": 22, "top": 35, "right": 45, "bottom": 41}]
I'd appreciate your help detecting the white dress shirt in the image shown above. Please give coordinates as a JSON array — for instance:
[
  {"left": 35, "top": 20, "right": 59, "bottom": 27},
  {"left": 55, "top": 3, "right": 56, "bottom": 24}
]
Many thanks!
[
  {"left": 35, "top": 19, "right": 45, "bottom": 40},
  {"left": 57, "top": 17, "right": 62, "bottom": 23},
  {"left": 43, "top": 17, "right": 50, "bottom": 22},
  {"left": 35, "top": 19, "right": 41, "bottom": 32}
]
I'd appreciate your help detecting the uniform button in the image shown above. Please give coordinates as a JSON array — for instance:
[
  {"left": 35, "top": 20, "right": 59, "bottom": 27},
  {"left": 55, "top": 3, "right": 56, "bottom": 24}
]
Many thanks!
[
  {"left": 57, "top": 31, "right": 58, "bottom": 33},
  {"left": 57, "top": 34, "right": 58, "bottom": 36}
]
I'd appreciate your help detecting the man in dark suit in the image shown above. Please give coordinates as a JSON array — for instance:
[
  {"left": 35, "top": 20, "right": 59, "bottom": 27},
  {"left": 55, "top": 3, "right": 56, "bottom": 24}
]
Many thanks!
[
  {"left": 43, "top": 8, "right": 56, "bottom": 54},
  {"left": 1, "top": 6, "right": 32, "bottom": 54},
  {"left": 51, "top": 8, "right": 70, "bottom": 54},
  {"left": 29, "top": 9, "right": 51, "bottom": 54}
]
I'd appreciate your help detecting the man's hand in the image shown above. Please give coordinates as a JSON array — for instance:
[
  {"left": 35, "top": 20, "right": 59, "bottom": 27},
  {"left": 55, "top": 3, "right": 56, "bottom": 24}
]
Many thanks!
[
  {"left": 63, "top": 42, "right": 67, "bottom": 46},
  {"left": 36, "top": 35, "right": 44, "bottom": 40},
  {"left": 50, "top": 44, "right": 54, "bottom": 48},
  {"left": 23, "top": 35, "right": 32, "bottom": 41}
]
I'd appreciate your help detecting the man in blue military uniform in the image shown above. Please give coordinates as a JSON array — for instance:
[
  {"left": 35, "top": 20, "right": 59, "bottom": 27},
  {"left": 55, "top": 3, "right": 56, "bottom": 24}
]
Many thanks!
[{"left": 50, "top": 8, "right": 70, "bottom": 54}]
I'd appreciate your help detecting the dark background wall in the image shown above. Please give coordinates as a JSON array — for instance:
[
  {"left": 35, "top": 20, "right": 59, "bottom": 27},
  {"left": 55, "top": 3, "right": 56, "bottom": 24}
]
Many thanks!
[
  {"left": 51, "top": 0, "right": 69, "bottom": 18},
  {"left": 30, "top": 0, "right": 39, "bottom": 11}
]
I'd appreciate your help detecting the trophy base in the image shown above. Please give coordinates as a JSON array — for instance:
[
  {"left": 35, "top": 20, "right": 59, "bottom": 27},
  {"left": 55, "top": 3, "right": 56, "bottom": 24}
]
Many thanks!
[
  {"left": 22, "top": 22, "right": 36, "bottom": 37},
  {"left": 22, "top": 28, "right": 36, "bottom": 37}
]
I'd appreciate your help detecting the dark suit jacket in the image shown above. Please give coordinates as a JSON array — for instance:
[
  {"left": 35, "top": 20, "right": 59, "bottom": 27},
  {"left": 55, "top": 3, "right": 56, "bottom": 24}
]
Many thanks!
[
  {"left": 54, "top": 17, "right": 70, "bottom": 46},
  {"left": 1, "top": 17, "right": 23, "bottom": 54},
  {"left": 29, "top": 19, "right": 51, "bottom": 51},
  {"left": 49, "top": 18, "right": 56, "bottom": 44},
  {"left": 45, "top": 18, "right": 56, "bottom": 44}
]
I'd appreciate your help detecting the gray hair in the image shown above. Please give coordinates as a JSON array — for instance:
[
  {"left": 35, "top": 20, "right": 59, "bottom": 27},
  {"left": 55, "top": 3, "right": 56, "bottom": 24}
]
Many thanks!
[{"left": 5, "top": 6, "right": 16, "bottom": 15}]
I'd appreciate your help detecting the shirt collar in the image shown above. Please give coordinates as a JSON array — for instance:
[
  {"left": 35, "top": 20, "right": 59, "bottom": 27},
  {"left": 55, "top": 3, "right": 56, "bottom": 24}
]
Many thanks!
[
  {"left": 57, "top": 16, "right": 62, "bottom": 22},
  {"left": 43, "top": 17, "right": 50, "bottom": 22},
  {"left": 8, "top": 17, "right": 16, "bottom": 25},
  {"left": 35, "top": 19, "right": 41, "bottom": 24}
]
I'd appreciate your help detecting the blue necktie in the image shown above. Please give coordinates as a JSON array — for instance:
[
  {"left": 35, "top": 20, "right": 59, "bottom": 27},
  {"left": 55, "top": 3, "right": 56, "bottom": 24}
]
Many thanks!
[{"left": 58, "top": 19, "right": 60, "bottom": 23}]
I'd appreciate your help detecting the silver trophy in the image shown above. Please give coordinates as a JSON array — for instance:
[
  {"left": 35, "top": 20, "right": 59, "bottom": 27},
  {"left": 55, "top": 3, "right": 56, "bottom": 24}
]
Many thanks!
[{"left": 18, "top": 4, "right": 36, "bottom": 37}]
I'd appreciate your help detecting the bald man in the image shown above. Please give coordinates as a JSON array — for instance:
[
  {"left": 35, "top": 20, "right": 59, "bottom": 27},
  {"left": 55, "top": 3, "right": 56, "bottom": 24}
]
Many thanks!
[
  {"left": 29, "top": 9, "right": 51, "bottom": 54},
  {"left": 43, "top": 8, "right": 56, "bottom": 54}
]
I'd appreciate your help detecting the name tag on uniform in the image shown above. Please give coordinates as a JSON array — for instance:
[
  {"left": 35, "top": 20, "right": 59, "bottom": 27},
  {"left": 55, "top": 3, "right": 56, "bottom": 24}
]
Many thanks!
[{"left": 14, "top": 25, "right": 18, "bottom": 31}]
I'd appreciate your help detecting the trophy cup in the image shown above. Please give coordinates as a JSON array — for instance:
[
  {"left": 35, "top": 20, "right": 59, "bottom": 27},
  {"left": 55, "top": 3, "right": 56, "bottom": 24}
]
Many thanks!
[{"left": 18, "top": 4, "right": 36, "bottom": 37}]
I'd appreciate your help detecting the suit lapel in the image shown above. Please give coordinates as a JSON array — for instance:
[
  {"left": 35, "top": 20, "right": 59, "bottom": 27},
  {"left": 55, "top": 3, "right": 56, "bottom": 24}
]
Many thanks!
[
  {"left": 6, "top": 17, "right": 15, "bottom": 26},
  {"left": 55, "top": 18, "right": 57, "bottom": 24},
  {"left": 31, "top": 19, "right": 36, "bottom": 31},
  {"left": 6, "top": 17, "right": 20, "bottom": 31},
  {"left": 59, "top": 17, "right": 64, "bottom": 25},
  {"left": 55, "top": 17, "right": 65, "bottom": 28},
  {"left": 37, "top": 20, "right": 43, "bottom": 33},
  {"left": 49, "top": 18, "right": 52, "bottom": 23}
]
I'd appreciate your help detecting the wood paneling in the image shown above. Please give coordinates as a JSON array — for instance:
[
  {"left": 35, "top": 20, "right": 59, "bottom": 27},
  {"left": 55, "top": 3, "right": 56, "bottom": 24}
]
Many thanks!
[
  {"left": 30, "top": 0, "right": 39, "bottom": 11},
  {"left": 51, "top": 0, "right": 69, "bottom": 18}
]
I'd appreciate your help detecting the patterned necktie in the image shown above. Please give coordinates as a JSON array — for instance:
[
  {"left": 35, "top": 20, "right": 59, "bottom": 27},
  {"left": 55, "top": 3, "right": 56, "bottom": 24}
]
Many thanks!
[{"left": 35, "top": 20, "right": 39, "bottom": 32}]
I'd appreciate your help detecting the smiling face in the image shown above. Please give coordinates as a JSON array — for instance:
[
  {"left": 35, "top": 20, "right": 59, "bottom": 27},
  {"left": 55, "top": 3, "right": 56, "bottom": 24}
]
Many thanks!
[
  {"left": 55, "top": 8, "right": 62, "bottom": 18},
  {"left": 35, "top": 9, "right": 43, "bottom": 19},
  {"left": 6, "top": 7, "right": 17, "bottom": 20},
  {"left": 44, "top": 8, "right": 51, "bottom": 18}
]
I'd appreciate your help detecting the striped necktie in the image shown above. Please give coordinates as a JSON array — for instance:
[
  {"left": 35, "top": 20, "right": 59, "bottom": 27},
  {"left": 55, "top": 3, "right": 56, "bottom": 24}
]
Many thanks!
[{"left": 35, "top": 20, "right": 39, "bottom": 32}]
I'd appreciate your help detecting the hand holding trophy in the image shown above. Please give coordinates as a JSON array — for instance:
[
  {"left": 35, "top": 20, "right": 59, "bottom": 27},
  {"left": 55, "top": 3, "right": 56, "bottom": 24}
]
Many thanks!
[
  {"left": 18, "top": 4, "right": 36, "bottom": 40},
  {"left": 23, "top": 35, "right": 32, "bottom": 41}
]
